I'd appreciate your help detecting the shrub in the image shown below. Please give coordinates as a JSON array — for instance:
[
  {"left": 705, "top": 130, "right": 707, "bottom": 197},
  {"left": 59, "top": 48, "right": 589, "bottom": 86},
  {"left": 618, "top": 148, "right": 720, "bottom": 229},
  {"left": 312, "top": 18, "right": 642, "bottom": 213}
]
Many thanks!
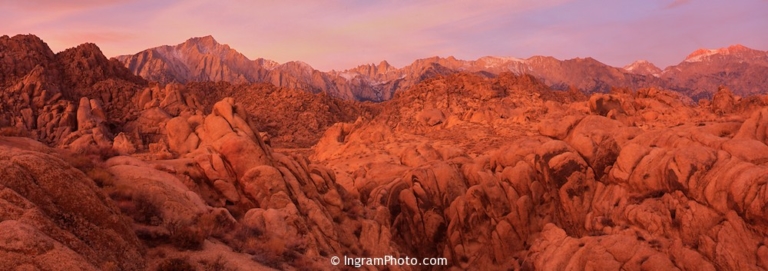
[
  {"left": 251, "top": 237, "right": 316, "bottom": 270},
  {"left": 171, "top": 225, "right": 206, "bottom": 251},
  {"left": 200, "top": 255, "right": 236, "bottom": 271},
  {"left": 100, "top": 261, "right": 119, "bottom": 271},
  {"left": 156, "top": 257, "right": 195, "bottom": 271},
  {"left": 0, "top": 126, "right": 30, "bottom": 137},
  {"left": 57, "top": 150, "right": 116, "bottom": 187},
  {"left": 197, "top": 212, "right": 220, "bottom": 238},
  {"left": 77, "top": 145, "right": 119, "bottom": 161},
  {"left": 132, "top": 191, "right": 164, "bottom": 226},
  {"left": 86, "top": 167, "right": 115, "bottom": 187},
  {"left": 220, "top": 223, "right": 315, "bottom": 269},
  {"left": 167, "top": 218, "right": 207, "bottom": 251},
  {"left": 250, "top": 237, "right": 286, "bottom": 269},
  {"left": 97, "top": 146, "right": 119, "bottom": 160},
  {"left": 59, "top": 151, "right": 95, "bottom": 172}
]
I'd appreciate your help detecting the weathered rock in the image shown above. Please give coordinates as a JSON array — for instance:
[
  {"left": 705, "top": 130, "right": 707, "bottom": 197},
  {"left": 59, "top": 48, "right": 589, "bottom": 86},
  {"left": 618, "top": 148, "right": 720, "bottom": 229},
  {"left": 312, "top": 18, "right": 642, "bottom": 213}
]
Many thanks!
[
  {"left": 712, "top": 87, "right": 735, "bottom": 115},
  {"left": 166, "top": 116, "right": 200, "bottom": 155},
  {"left": 734, "top": 108, "right": 768, "bottom": 144},
  {"left": 589, "top": 94, "right": 625, "bottom": 116},
  {"left": 111, "top": 132, "right": 136, "bottom": 155},
  {"left": 240, "top": 165, "right": 287, "bottom": 208},
  {"left": 0, "top": 143, "right": 144, "bottom": 270},
  {"left": 106, "top": 156, "right": 207, "bottom": 224}
]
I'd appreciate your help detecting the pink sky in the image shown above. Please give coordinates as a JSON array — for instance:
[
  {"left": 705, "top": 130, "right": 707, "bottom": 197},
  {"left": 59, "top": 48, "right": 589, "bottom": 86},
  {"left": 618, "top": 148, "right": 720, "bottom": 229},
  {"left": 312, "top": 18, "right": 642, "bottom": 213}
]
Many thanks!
[{"left": 1, "top": 0, "right": 766, "bottom": 71}]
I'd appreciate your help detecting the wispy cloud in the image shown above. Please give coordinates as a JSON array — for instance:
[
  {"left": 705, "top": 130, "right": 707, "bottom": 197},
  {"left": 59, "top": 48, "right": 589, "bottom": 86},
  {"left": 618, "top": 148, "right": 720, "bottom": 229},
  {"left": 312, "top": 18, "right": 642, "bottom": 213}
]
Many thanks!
[
  {"left": 0, "top": 0, "right": 136, "bottom": 11},
  {"left": 53, "top": 31, "right": 136, "bottom": 45},
  {"left": 1, "top": 0, "right": 765, "bottom": 70},
  {"left": 184, "top": 0, "right": 575, "bottom": 69},
  {"left": 666, "top": 0, "right": 692, "bottom": 9}
]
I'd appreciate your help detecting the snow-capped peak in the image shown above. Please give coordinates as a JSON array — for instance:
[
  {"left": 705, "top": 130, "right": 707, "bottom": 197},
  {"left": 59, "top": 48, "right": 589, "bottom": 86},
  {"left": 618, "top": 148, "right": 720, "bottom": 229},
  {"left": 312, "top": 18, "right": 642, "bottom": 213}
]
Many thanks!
[
  {"left": 623, "top": 60, "right": 646, "bottom": 71},
  {"left": 477, "top": 56, "right": 526, "bottom": 68},
  {"left": 684, "top": 49, "right": 719, "bottom": 62},
  {"left": 684, "top": 44, "right": 754, "bottom": 63},
  {"left": 623, "top": 60, "right": 661, "bottom": 77}
]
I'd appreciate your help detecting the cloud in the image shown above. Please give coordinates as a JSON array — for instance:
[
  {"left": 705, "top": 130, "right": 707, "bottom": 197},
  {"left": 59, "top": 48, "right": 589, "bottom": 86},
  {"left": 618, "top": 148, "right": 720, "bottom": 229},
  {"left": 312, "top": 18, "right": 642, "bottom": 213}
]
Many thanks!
[
  {"left": 3, "top": 0, "right": 764, "bottom": 71},
  {"left": 0, "top": 0, "right": 135, "bottom": 11},
  {"left": 666, "top": 0, "right": 692, "bottom": 9},
  {"left": 189, "top": 0, "right": 575, "bottom": 69},
  {"left": 53, "top": 31, "right": 136, "bottom": 45},
  {"left": 20, "top": 0, "right": 571, "bottom": 69}
]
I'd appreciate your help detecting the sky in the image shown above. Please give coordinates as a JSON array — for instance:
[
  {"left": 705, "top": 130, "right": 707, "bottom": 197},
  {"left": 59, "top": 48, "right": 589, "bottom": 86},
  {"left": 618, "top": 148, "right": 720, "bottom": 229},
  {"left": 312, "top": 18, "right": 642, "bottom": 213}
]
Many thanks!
[{"left": 1, "top": 0, "right": 767, "bottom": 71}]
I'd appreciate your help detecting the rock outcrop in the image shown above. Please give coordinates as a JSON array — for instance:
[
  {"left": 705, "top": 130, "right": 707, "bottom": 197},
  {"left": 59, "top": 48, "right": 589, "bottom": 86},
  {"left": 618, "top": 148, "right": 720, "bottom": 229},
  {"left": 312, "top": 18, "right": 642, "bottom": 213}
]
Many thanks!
[
  {"left": 312, "top": 73, "right": 768, "bottom": 270},
  {"left": 3, "top": 34, "right": 768, "bottom": 270},
  {"left": 0, "top": 137, "right": 144, "bottom": 270},
  {"left": 0, "top": 34, "right": 146, "bottom": 151}
]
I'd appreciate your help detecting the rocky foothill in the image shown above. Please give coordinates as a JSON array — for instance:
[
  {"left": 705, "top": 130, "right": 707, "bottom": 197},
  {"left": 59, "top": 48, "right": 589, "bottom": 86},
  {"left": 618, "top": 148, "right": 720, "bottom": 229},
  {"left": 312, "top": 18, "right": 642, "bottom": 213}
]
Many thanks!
[{"left": 2, "top": 34, "right": 768, "bottom": 270}]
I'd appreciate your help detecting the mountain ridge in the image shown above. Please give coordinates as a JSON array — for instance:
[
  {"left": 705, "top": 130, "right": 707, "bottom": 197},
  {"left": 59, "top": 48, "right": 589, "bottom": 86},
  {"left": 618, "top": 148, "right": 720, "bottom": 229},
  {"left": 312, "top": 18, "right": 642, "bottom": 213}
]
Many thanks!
[{"left": 113, "top": 35, "right": 768, "bottom": 101}]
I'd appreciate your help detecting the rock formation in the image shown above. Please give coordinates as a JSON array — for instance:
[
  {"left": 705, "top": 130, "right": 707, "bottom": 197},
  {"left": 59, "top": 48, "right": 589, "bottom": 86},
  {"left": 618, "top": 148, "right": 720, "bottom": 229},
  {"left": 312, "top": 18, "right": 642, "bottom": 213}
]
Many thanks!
[
  {"left": 3, "top": 34, "right": 768, "bottom": 270},
  {"left": 0, "top": 137, "right": 144, "bottom": 270},
  {"left": 312, "top": 73, "right": 768, "bottom": 270}
]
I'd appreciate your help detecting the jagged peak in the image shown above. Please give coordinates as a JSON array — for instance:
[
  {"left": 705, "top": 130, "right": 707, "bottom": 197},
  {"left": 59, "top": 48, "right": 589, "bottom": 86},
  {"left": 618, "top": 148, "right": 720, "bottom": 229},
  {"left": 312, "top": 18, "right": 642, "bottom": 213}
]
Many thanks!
[
  {"left": 280, "top": 60, "right": 314, "bottom": 71},
  {"left": 623, "top": 59, "right": 659, "bottom": 69},
  {"left": 176, "top": 35, "right": 231, "bottom": 56},
  {"left": 56, "top": 42, "right": 108, "bottom": 60},
  {"left": 378, "top": 60, "right": 392, "bottom": 69},
  {"left": 684, "top": 44, "right": 759, "bottom": 62},
  {"left": 185, "top": 35, "right": 219, "bottom": 46},
  {"left": 726, "top": 44, "right": 751, "bottom": 52},
  {"left": 0, "top": 34, "right": 54, "bottom": 56},
  {"left": 255, "top": 58, "right": 280, "bottom": 69},
  {"left": 574, "top": 56, "right": 599, "bottom": 62},
  {"left": 70, "top": 42, "right": 103, "bottom": 53},
  {"left": 685, "top": 48, "right": 718, "bottom": 62},
  {"left": 418, "top": 56, "right": 443, "bottom": 62},
  {"left": 526, "top": 55, "right": 560, "bottom": 62},
  {"left": 5, "top": 34, "right": 46, "bottom": 44},
  {"left": 477, "top": 56, "right": 526, "bottom": 64},
  {"left": 623, "top": 59, "right": 662, "bottom": 76}
]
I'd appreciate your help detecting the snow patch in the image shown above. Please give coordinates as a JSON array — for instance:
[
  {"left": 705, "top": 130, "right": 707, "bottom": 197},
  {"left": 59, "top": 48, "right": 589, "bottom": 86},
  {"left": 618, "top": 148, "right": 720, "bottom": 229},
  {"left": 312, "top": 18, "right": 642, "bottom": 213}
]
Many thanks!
[
  {"left": 479, "top": 56, "right": 526, "bottom": 69},
  {"left": 685, "top": 49, "right": 718, "bottom": 62},
  {"left": 623, "top": 61, "right": 646, "bottom": 72},
  {"left": 623, "top": 60, "right": 661, "bottom": 77},
  {"left": 338, "top": 72, "right": 357, "bottom": 81}
]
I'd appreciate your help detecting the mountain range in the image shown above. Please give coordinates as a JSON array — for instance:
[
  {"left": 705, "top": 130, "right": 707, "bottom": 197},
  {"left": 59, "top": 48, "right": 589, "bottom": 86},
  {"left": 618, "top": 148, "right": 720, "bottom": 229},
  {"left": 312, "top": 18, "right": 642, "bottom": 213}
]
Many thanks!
[{"left": 116, "top": 36, "right": 768, "bottom": 101}]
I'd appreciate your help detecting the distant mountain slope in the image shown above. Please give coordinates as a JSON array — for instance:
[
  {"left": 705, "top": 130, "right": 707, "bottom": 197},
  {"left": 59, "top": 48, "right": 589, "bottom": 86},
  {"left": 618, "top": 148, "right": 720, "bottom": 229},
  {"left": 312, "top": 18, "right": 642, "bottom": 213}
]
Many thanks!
[
  {"left": 623, "top": 60, "right": 662, "bottom": 77},
  {"left": 116, "top": 36, "right": 359, "bottom": 100},
  {"left": 660, "top": 44, "right": 768, "bottom": 100},
  {"left": 116, "top": 37, "right": 768, "bottom": 101},
  {"left": 115, "top": 36, "right": 274, "bottom": 84}
]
